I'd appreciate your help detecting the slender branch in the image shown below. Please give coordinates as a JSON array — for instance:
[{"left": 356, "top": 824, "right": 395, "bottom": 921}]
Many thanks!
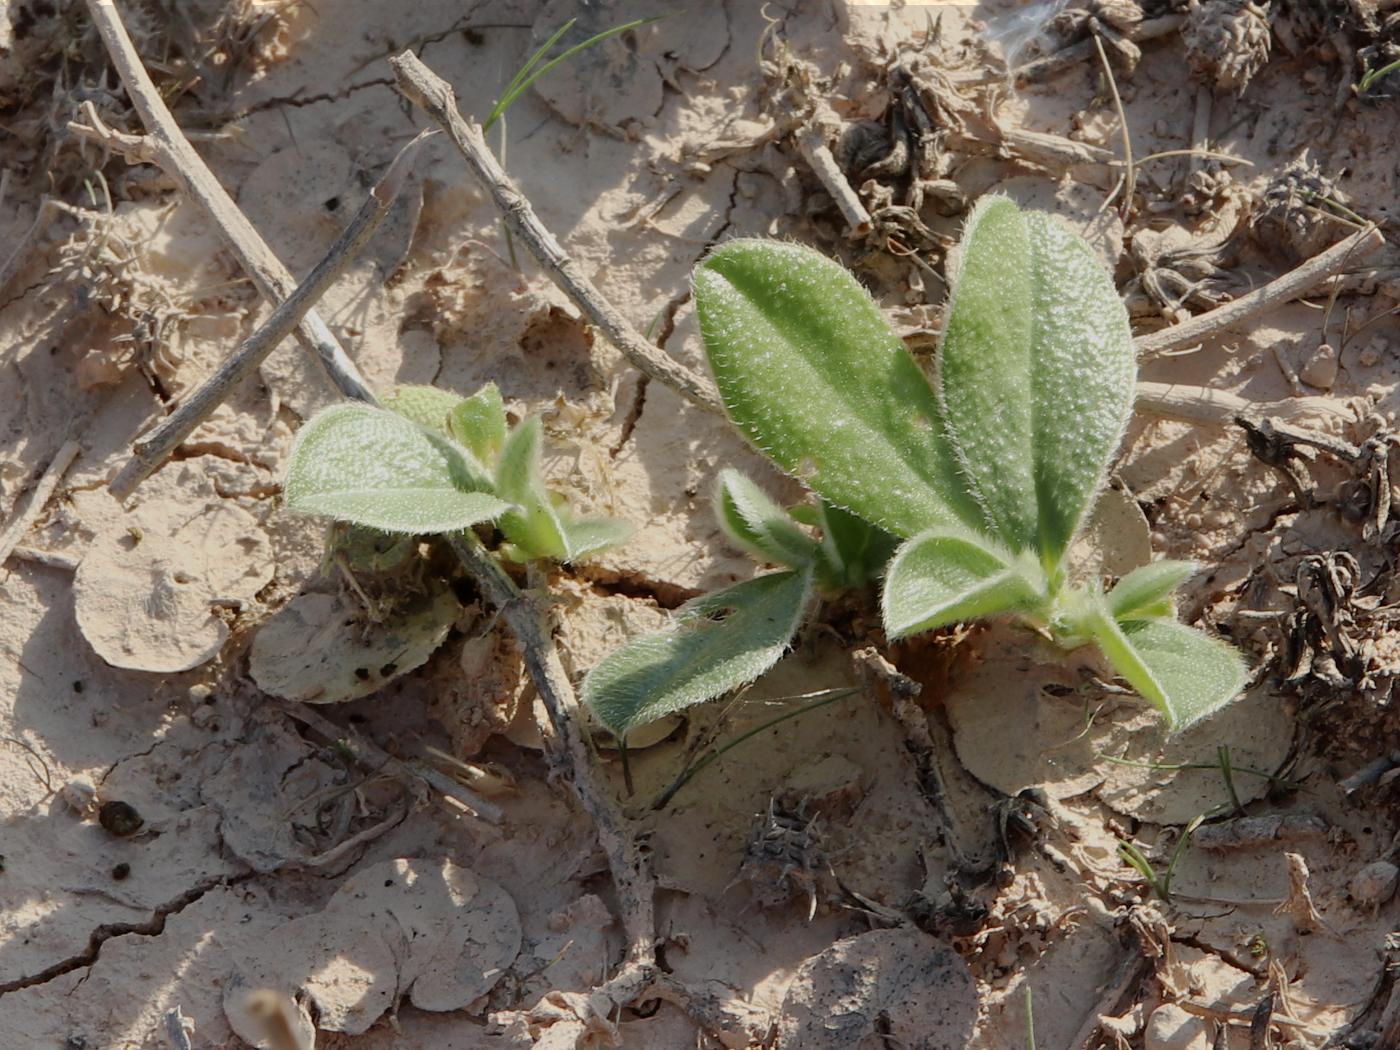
[
  {"left": 78, "top": 0, "right": 376, "bottom": 403},
  {"left": 0, "top": 440, "right": 80, "bottom": 571},
  {"left": 1134, "top": 226, "right": 1386, "bottom": 357},
  {"left": 795, "top": 122, "right": 872, "bottom": 238},
  {"left": 282, "top": 702, "right": 503, "bottom": 826},
  {"left": 446, "top": 533, "right": 655, "bottom": 968},
  {"left": 108, "top": 134, "right": 429, "bottom": 500},
  {"left": 389, "top": 50, "right": 724, "bottom": 415},
  {"left": 1135, "top": 381, "right": 1352, "bottom": 427}
]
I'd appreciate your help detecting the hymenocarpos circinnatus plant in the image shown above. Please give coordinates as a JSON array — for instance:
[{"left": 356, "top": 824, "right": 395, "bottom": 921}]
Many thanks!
[{"left": 583, "top": 195, "right": 1248, "bottom": 743}]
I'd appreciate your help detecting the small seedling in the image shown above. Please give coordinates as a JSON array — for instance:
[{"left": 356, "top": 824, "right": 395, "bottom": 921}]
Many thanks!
[
  {"left": 283, "top": 382, "right": 629, "bottom": 563},
  {"left": 581, "top": 469, "right": 892, "bottom": 740},
  {"left": 585, "top": 195, "right": 1247, "bottom": 740}
]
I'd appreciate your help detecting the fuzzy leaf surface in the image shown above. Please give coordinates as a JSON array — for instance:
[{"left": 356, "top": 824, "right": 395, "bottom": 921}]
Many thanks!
[
  {"left": 882, "top": 530, "right": 1043, "bottom": 640},
  {"left": 582, "top": 569, "right": 811, "bottom": 736},
  {"left": 715, "top": 469, "right": 818, "bottom": 569},
  {"left": 1107, "top": 560, "right": 1195, "bottom": 620},
  {"left": 448, "top": 383, "right": 508, "bottom": 464},
  {"left": 1090, "top": 614, "right": 1248, "bottom": 729},
  {"left": 560, "top": 517, "right": 633, "bottom": 561},
  {"left": 695, "top": 240, "right": 979, "bottom": 538},
  {"left": 938, "top": 196, "right": 1135, "bottom": 568},
  {"left": 383, "top": 384, "right": 463, "bottom": 436},
  {"left": 285, "top": 404, "right": 509, "bottom": 534},
  {"left": 494, "top": 416, "right": 570, "bottom": 560},
  {"left": 815, "top": 499, "right": 897, "bottom": 589}
]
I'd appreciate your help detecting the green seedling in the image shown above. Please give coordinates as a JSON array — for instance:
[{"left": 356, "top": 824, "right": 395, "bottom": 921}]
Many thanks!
[
  {"left": 581, "top": 467, "right": 893, "bottom": 740},
  {"left": 585, "top": 195, "right": 1247, "bottom": 739},
  {"left": 284, "top": 382, "right": 629, "bottom": 564}
]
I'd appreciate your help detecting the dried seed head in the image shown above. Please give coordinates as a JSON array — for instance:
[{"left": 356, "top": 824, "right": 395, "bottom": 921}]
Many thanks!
[
  {"left": 1252, "top": 153, "right": 1351, "bottom": 262},
  {"left": 1182, "top": 0, "right": 1272, "bottom": 94},
  {"left": 734, "top": 797, "right": 825, "bottom": 919}
]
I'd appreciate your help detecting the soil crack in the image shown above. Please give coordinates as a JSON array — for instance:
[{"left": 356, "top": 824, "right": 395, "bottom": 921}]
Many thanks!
[{"left": 0, "top": 873, "right": 251, "bottom": 995}]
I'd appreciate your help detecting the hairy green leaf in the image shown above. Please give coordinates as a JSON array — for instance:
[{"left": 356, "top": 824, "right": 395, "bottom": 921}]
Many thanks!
[
  {"left": 582, "top": 569, "right": 812, "bottom": 736},
  {"left": 938, "top": 196, "right": 1135, "bottom": 569},
  {"left": 695, "top": 240, "right": 980, "bottom": 538},
  {"left": 285, "top": 404, "right": 509, "bottom": 534},
  {"left": 1107, "top": 560, "right": 1195, "bottom": 620},
  {"left": 494, "top": 416, "right": 570, "bottom": 561},
  {"left": 382, "top": 384, "right": 463, "bottom": 436},
  {"left": 715, "top": 469, "right": 819, "bottom": 569},
  {"left": 448, "top": 383, "right": 508, "bottom": 464},
  {"left": 882, "top": 529, "right": 1044, "bottom": 640},
  {"left": 560, "top": 517, "right": 633, "bottom": 561},
  {"left": 1090, "top": 613, "right": 1247, "bottom": 729},
  {"left": 815, "top": 499, "right": 897, "bottom": 589}
]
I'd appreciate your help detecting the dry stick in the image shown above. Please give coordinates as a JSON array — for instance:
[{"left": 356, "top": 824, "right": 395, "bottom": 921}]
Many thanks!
[
  {"left": 446, "top": 534, "right": 656, "bottom": 972},
  {"left": 389, "top": 50, "right": 723, "bottom": 415},
  {"left": 1013, "top": 14, "right": 1185, "bottom": 83},
  {"left": 1092, "top": 33, "right": 1134, "bottom": 213},
  {"left": 1135, "top": 382, "right": 1353, "bottom": 427},
  {"left": 282, "top": 702, "right": 503, "bottom": 825},
  {"left": 79, "top": 0, "right": 375, "bottom": 404},
  {"left": 0, "top": 440, "right": 80, "bottom": 570},
  {"left": 1134, "top": 226, "right": 1386, "bottom": 357},
  {"left": 108, "top": 134, "right": 429, "bottom": 501},
  {"left": 795, "top": 120, "right": 873, "bottom": 238}
]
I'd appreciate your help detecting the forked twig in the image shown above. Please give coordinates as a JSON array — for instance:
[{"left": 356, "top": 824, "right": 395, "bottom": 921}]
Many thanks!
[
  {"left": 108, "top": 133, "right": 430, "bottom": 500},
  {"left": 389, "top": 50, "right": 724, "bottom": 415},
  {"left": 77, "top": 0, "right": 376, "bottom": 404},
  {"left": 1134, "top": 226, "right": 1386, "bottom": 357}
]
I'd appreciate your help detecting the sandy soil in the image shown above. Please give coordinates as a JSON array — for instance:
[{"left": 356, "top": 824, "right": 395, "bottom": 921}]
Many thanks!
[{"left": 3, "top": 0, "right": 1400, "bottom": 1047}]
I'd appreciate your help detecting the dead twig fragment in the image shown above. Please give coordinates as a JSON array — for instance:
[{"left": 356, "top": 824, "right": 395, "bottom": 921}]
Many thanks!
[
  {"left": 389, "top": 51, "right": 723, "bottom": 415},
  {"left": 1134, "top": 226, "right": 1385, "bottom": 357},
  {"left": 76, "top": 0, "right": 376, "bottom": 404},
  {"left": 1274, "top": 851, "right": 1338, "bottom": 936},
  {"left": 162, "top": 1006, "right": 194, "bottom": 1050},
  {"left": 0, "top": 439, "right": 79, "bottom": 572},
  {"left": 1135, "top": 382, "right": 1352, "bottom": 427},
  {"left": 1191, "top": 813, "right": 1328, "bottom": 850},
  {"left": 282, "top": 702, "right": 502, "bottom": 826},
  {"left": 1013, "top": 13, "right": 1185, "bottom": 83},
  {"left": 108, "top": 133, "right": 429, "bottom": 500},
  {"left": 796, "top": 121, "right": 872, "bottom": 238}
]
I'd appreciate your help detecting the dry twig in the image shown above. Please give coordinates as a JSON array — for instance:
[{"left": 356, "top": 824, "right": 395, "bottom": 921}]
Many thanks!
[
  {"left": 282, "top": 702, "right": 502, "bottom": 826},
  {"left": 107, "top": 133, "right": 429, "bottom": 500},
  {"left": 76, "top": 0, "right": 376, "bottom": 404},
  {"left": 0, "top": 439, "right": 79, "bottom": 571},
  {"left": 1135, "top": 226, "right": 1386, "bottom": 357},
  {"left": 1135, "top": 382, "right": 1352, "bottom": 427},
  {"left": 389, "top": 51, "right": 723, "bottom": 415}
]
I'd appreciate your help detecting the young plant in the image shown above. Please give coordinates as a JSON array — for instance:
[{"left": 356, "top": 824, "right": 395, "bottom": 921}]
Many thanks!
[
  {"left": 586, "top": 195, "right": 1247, "bottom": 739},
  {"left": 582, "top": 468, "right": 893, "bottom": 740},
  {"left": 284, "top": 382, "right": 629, "bottom": 563}
]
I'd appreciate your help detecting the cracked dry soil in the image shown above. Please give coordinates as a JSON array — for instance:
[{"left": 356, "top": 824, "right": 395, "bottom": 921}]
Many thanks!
[{"left": 4, "top": 0, "right": 1400, "bottom": 1047}]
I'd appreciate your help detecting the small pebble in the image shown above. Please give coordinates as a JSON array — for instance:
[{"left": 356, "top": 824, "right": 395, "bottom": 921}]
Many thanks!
[
  {"left": 1301, "top": 342, "right": 1339, "bottom": 390},
  {"left": 1350, "top": 860, "right": 1399, "bottom": 906},
  {"left": 59, "top": 775, "right": 97, "bottom": 816},
  {"left": 98, "top": 800, "right": 144, "bottom": 838},
  {"left": 1144, "top": 1004, "right": 1208, "bottom": 1050},
  {"left": 111, "top": 863, "right": 131, "bottom": 881}
]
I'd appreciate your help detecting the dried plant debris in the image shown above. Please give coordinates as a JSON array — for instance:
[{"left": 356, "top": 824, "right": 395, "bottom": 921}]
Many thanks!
[
  {"left": 224, "top": 857, "right": 521, "bottom": 1040},
  {"left": 734, "top": 796, "right": 828, "bottom": 920},
  {"left": 249, "top": 586, "right": 460, "bottom": 703},
  {"left": 1182, "top": 0, "right": 1272, "bottom": 94},
  {"left": 74, "top": 496, "right": 273, "bottom": 673},
  {"left": 1252, "top": 152, "right": 1355, "bottom": 263},
  {"left": 1126, "top": 198, "right": 1249, "bottom": 322},
  {"left": 1050, "top": 0, "right": 1148, "bottom": 73},
  {"left": 777, "top": 927, "right": 977, "bottom": 1050}
]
